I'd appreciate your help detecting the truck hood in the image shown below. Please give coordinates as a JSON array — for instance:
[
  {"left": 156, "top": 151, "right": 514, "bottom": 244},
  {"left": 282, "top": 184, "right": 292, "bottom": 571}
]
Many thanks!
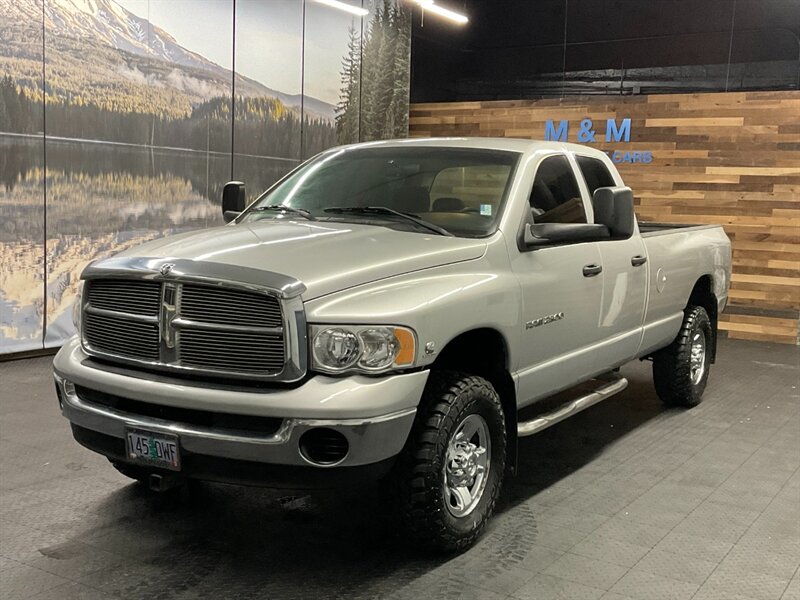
[{"left": 115, "top": 220, "right": 487, "bottom": 300}]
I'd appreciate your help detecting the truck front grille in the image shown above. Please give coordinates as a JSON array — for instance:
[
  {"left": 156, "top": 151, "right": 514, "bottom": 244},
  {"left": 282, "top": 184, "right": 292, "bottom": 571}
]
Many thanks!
[
  {"left": 179, "top": 329, "right": 285, "bottom": 373},
  {"left": 180, "top": 284, "right": 282, "bottom": 328},
  {"left": 82, "top": 278, "right": 290, "bottom": 380},
  {"left": 87, "top": 279, "right": 161, "bottom": 315},
  {"left": 83, "top": 312, "right": 160, "bottom": 362}
]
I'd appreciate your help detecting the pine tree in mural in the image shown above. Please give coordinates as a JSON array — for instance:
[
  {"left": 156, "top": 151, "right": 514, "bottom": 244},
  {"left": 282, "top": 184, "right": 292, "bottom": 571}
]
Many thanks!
[
  {"left": 336, "top": 26, "right": 362, "bottom": 145},
  {"left": 335, "top": 0, "right": 411, "bottom": 145},
  {"left": 359, "top": 2, "right": 386, "bottom": 140},
  {"left": 0, "top": 75, "right": 37, "bottom": 134}
]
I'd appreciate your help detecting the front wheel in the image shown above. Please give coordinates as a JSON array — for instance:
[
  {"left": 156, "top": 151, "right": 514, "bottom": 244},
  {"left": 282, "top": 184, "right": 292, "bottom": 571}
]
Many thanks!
[
  {"left": 653, "top": 305, "right": 713, "bottom": 407},
  {"left": 392, "top": 371, "right": 506, "bottom": 552}
]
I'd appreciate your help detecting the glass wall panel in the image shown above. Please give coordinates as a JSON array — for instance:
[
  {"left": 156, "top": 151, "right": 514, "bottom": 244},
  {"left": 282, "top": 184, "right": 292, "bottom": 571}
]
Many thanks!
[
  {"left": 359, "top": 0, "right": 411, "bottom": 142},
  {"left": 0, "top": 0, "right": 45, "bottom": 353},
  {"left": 302, "top": 0, "right": 357, "bottom": 156},
  {"left": 42, "top": 0, "right": 234, "bottom": 346},
  {"left": 233, "top": 0, "right": 304, "bottom": 202}
]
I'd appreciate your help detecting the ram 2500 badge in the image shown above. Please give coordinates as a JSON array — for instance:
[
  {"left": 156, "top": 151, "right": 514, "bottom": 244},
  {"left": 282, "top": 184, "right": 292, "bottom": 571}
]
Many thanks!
[{"left": 54, "top": 138, "right": 731, "bottom": 550}]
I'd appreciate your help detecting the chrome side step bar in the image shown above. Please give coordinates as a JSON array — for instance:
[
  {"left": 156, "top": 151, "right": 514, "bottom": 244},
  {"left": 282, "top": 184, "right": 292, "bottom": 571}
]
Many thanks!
[{"left": 517, "top": 376, "right": 629, "bottom": 437}]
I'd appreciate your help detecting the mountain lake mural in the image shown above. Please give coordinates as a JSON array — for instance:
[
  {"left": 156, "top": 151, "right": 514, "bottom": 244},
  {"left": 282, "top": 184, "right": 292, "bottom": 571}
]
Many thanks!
[{"left": 0, "top": 0, "right": 412, "bottom": 354}]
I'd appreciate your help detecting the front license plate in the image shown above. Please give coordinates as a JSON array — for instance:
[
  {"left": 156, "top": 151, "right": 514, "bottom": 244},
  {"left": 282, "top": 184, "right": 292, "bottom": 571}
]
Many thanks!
[{"left": 125, "top": 429, "right": 181, "bottom": 471}]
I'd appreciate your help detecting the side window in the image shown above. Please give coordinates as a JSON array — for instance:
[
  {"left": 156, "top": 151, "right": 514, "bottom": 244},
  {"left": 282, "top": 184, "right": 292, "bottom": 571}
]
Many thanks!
[
  {"left": 576, "top": 156, "right": 615, "bottom": 196},
  {"left": 529, "top": 155, "right": 587, "bottom": 224}
]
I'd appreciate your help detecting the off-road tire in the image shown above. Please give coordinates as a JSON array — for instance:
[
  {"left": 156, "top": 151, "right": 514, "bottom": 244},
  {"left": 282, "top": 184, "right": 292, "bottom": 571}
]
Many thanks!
[
  {"left": 653, "top": 305, "right": 712, "bottom": 407},
  {"left": 392, "top": 371, "right": 506, "bottom": 552}
]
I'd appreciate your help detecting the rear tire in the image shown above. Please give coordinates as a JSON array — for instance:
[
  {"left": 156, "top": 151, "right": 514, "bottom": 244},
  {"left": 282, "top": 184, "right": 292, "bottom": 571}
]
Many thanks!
[
  {"left": 653, "top": 305, "right": 712, "bottom": 407},
  {"left": 391, "top": 371, "right": 506, "bottom": 552}
]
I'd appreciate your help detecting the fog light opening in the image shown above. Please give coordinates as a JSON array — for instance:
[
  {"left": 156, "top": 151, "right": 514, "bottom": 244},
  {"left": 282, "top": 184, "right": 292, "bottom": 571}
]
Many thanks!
[
  {"left": 298, "top": 428, "right": 349, "bottom": 466},
  {"left": 63, "top": 379, "right": 76, "bottom": 397}
]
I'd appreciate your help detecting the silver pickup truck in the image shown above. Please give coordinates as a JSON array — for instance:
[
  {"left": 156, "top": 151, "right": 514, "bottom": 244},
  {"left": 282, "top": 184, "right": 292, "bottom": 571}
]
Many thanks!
[{"left": 53, "top": 138, "right": 731, "bottom": 550}]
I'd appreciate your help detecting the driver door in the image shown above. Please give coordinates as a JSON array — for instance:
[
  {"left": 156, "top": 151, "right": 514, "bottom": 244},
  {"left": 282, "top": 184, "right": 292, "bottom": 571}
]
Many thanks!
[{"left": 510, "top": 154, "right": 605, "bottom": 407}]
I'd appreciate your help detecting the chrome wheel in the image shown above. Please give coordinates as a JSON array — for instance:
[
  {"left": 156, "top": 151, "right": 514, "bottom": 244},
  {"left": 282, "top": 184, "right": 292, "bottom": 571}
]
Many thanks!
[
  {"left": 443, "top": 413, "right": 490, "bottom": 518},
  {"left": 690, "top": 330, "right": 706, "bottom": 385}
]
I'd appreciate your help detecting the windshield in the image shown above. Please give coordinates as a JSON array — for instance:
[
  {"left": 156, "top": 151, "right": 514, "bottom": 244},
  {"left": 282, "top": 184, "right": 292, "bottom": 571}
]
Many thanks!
[{"left": 240, "top": 146, "right": 520, "bottom": 238}]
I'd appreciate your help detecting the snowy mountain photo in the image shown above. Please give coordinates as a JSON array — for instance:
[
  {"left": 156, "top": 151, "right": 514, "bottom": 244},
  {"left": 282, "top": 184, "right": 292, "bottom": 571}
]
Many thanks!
[{"left": 0, "top": 0, "right": 335, "bottom": 119}]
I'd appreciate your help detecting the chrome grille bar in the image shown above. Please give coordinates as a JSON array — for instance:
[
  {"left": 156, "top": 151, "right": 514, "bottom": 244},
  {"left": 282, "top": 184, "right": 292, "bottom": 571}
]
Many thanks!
[{"left": 172, "top": 318, "right": 281, "bottom": 334}]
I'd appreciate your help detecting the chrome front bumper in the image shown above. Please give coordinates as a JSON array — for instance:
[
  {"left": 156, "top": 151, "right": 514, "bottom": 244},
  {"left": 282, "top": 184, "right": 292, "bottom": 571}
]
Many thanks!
[{"left": 54, "top": 338, "right": 426, "bottom": 469}]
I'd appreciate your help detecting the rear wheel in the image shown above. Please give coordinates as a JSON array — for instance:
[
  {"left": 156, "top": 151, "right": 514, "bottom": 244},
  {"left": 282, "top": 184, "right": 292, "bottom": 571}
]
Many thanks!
[
  {"left": 653, "top": 305, "right": 713, "bottom": 407},
  {"left": 392, "top": 371, "right": 506, "bottom": 552}
]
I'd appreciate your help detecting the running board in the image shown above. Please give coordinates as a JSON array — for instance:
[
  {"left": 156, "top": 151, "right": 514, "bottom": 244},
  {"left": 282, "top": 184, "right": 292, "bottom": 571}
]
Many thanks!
[{"left": 517, "top": 376, "right": 629, "bottom": 437}]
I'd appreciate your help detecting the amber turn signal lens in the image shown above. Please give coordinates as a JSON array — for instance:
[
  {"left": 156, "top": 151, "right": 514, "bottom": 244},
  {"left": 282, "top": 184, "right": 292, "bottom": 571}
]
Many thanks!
[{"left": 393, "top": 327, "right": 416, "bottom": 365}]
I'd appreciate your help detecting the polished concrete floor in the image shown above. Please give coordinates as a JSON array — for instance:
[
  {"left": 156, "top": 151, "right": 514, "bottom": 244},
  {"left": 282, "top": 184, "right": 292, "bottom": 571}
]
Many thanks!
[{"left": 0, "top": 339, "right": 798, "bottom": 600}]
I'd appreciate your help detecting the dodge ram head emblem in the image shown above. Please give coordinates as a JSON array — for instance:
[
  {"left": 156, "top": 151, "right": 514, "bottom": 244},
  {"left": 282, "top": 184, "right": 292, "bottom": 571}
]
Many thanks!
[{"left": 159, "top": 263, "right": 175, "bottom": 276}]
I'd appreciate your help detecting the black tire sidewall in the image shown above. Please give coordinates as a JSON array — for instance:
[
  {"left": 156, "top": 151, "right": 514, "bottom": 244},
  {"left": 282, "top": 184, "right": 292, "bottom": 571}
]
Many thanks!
[
  {"left": 434, "top": 386, "right": 506, "bottom": 537},
  {"left": 653, "top": 305, "right": 713, "bottom": 407},
  {"left": 687, "top": 308, "right": 712, "bottom": 403},
  {"left": 395, "top": 371, "right": 507, "bottom": 550}
]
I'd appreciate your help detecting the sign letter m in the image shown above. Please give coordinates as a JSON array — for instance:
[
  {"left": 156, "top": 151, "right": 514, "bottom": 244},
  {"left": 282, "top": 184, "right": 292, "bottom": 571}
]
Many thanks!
[
  {"left": 544, "top": 120, "right": 568, "bottom": 141},
  {"left": 605, "top": 118, "right": 631, "bottom": 142}
]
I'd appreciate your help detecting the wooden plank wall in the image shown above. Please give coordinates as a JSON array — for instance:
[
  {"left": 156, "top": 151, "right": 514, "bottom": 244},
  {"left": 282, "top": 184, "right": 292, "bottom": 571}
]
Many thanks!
[{"left": 409, "top": 91, "right": 800, "bottom": 344}]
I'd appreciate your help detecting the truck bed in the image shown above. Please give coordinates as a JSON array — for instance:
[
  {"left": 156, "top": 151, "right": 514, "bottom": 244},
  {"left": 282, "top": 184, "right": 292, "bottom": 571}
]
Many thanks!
[{"left": 636, "top": 220, "right": 730, "bottom": 357}]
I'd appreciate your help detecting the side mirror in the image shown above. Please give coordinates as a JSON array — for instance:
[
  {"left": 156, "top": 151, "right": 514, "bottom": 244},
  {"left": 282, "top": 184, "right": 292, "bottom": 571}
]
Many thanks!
[
  {"left": 592, "top": 186, "right": 635, "bottom": 239},
  {"left": 524, "top": 222, "right": 610, "bottom": 246},
  {"left": 222, "top": 181, "right": 246, "bottom": 223}
]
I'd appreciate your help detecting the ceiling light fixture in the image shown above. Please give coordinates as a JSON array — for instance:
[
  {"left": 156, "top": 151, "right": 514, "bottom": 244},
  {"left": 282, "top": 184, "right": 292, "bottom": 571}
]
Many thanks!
[
  {"left": 312, "top": 0, "right": 369, "bottom": 17},
  {"left": 414, "top": 0, "right": 469, "bottom": 24}
]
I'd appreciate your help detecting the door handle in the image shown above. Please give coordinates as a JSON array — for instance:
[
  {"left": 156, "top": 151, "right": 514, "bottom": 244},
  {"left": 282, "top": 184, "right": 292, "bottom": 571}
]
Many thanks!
[
  {"left": 631, "top": 255, "right": 648, "bottom": 267},
  {"left": 583, "top": 264, "right": 603, "bottom": 277}
]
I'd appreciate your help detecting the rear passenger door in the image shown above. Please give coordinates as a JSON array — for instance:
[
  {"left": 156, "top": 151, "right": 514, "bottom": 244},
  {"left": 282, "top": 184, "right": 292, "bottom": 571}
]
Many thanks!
[
  {"left": 576, "top": 155, "right": 648, "bottom": 367},
  {"left": 511, "top": 154, "right": 606, "bottom": 406}
]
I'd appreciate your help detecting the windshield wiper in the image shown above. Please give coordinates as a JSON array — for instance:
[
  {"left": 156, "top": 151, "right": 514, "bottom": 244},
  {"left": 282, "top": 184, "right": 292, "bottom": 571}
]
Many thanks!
[
  {"left": 323, "top": 206, "right": 452, "bottom": 236},
  {"left": 251, "top": 205, "right": 316, "bottom": 221}
]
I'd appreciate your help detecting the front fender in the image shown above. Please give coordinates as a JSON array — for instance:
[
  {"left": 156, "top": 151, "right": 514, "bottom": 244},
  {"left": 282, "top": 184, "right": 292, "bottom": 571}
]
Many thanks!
[{"left": 304, "top": 260, "right": 523, "bottom": 371}]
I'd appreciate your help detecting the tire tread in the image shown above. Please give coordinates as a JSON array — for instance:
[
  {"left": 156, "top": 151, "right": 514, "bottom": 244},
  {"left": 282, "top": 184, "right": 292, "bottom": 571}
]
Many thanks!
[
  {"left": 653, "top": 305, "right": 711, "bottom": 407},
  {"left": 393, "top": 370, "right": 506, "bottom": 552}
]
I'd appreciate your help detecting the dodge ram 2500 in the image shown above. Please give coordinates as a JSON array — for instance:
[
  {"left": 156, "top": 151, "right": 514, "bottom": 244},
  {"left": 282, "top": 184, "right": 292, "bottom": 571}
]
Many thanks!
[{"left": 54, "top": 138, "right": 731, "bottom": 550}]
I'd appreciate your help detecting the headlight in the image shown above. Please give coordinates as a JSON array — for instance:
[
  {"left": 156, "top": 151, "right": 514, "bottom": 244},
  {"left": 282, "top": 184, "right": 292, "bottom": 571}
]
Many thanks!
[
  {"left": 310, "top": 325, "right": 416, "bottom": 374},
  {"left": 312, "top": 328, "right": 361, "bottom": 371},
  {"left": 72, "top": 281, "right": 84, "bottom": 334}
]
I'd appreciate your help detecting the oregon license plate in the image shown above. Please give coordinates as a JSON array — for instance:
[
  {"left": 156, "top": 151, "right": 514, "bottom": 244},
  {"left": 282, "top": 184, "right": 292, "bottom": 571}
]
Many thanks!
[{"left": 125, "top": 429, "right": 181, "bottom": 471}]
